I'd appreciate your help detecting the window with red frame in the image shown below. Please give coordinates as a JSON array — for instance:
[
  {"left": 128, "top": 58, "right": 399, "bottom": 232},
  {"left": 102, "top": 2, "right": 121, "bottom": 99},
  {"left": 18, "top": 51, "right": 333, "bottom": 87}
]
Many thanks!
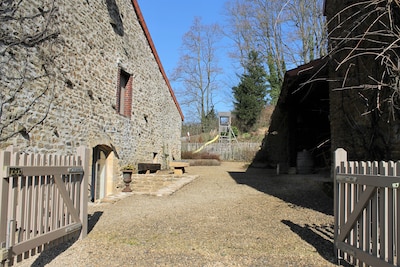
[{"left": 116, "top": 68, "right": 132, "bottom": 117}]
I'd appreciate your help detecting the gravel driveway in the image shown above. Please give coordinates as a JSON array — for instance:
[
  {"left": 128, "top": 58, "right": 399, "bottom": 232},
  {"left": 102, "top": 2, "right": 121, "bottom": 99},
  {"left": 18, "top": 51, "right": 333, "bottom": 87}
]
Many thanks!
[{"left": 19, "top": 162, "right": 337, "bottom": 267}]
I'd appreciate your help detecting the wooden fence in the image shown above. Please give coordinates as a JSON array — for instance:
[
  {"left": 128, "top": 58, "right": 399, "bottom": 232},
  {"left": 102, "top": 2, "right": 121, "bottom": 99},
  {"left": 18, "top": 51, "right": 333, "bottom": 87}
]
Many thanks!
[
  {"left": 334, "top": 148, "right": 400, "bottom": 266},
  {"left": 182, "top": 142, "right": 261, "bottom": 161},
  {"left": 0, "top": 146, "right": 89, "bottom": 266}
]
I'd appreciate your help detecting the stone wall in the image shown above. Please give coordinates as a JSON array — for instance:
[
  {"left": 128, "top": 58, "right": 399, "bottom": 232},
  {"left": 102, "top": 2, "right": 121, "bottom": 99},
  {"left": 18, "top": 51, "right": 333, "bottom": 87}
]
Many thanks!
[
  {"left": 325, "top": 1, "right": 400, "bottom": 161},
  {"left": 1, "top": 0, "right": 183, "bottom": 195}
]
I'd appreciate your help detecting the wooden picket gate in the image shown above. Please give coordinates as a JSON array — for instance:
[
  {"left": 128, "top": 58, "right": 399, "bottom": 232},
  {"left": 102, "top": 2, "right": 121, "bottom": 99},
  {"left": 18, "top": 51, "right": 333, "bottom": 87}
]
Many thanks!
[
  {"left": 0, "top": 146, "right": 89, "bottom": 266},
  {"left": 334, "top": 148, "right": 400, "bottom": 266}
]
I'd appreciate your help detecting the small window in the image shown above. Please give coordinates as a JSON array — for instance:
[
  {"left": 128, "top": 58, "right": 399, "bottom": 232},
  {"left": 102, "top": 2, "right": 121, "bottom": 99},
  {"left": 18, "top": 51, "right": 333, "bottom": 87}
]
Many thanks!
[
  {"left": 220, "top": 116, "right": 230, "bottom": 126},
  {"left": 116, "top": 68, "right": 132, "bottom": 117}
]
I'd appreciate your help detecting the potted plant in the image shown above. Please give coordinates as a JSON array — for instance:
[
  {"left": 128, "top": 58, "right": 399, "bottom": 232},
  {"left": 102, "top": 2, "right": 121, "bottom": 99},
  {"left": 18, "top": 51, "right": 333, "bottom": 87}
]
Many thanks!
[{"left": 121, "top": 164, "right": 135, "bottom": 192}]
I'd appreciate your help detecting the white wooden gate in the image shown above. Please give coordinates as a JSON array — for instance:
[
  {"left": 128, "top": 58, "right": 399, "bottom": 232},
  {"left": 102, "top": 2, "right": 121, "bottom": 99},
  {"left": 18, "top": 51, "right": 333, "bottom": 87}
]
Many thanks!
[
  {"left": 334, "top": 148, "right": 400, "bottom": 266},
  {"left": 0, "top": 146, "right": 89, "bottom": 266}
]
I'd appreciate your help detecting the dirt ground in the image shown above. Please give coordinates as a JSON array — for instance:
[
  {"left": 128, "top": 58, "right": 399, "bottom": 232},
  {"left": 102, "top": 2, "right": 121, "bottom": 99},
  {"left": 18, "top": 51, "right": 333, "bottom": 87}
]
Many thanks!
[{"left": 17, "top": 161, "right": 338, "bottom": 267}]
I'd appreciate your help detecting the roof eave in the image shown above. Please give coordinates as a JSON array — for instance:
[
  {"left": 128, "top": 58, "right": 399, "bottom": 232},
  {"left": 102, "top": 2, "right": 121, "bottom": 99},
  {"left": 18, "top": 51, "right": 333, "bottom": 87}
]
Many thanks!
[{"left": 131, "top": 0, "right": 184, "bottom": 121}]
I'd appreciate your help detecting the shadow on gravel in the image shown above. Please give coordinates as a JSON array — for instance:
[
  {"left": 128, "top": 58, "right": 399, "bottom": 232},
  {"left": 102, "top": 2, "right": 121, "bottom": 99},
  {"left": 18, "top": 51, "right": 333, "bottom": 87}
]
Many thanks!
[
  {"left": 29, "top": 211, "right": 103, "bottom": 267},
  {"left": 282, "top": 220, "right": 336, "bottom": 264},
  {"left": 88, "top": 211, "right": 103, "bottom": 233},
  {"left": 229, "top": 167, "right": 333, "bottom": 216}
]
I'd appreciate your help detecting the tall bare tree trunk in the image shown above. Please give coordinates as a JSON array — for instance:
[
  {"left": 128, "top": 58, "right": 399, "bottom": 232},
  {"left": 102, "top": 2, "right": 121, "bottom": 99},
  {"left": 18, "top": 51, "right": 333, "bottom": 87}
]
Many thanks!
[{"left": 172, "top": 17, "right": 222, "bottom": 126}]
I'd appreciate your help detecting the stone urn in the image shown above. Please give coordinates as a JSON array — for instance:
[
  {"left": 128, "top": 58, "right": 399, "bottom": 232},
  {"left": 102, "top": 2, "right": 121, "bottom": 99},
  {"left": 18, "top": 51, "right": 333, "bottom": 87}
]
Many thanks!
[{"left": 122, "top": 169, "right": 133, "bottom": 192}]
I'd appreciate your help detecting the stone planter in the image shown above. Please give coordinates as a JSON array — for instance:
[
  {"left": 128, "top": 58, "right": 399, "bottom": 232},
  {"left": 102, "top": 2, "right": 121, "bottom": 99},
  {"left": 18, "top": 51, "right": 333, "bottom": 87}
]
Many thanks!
[{"left": 122, "top": 170, "right": 133, "bottom": 192}]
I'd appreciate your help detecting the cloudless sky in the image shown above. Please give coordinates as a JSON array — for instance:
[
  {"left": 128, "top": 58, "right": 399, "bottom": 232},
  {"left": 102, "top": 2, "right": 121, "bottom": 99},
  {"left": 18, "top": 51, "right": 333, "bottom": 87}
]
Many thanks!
[{"left": 137, "top": 0, "right": 236, "bottom": 119}]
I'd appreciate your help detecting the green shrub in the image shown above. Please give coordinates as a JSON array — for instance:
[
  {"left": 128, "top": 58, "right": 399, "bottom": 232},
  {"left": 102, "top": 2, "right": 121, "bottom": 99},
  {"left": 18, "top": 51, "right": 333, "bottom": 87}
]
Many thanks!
[
  {"left": 241, "top": 133, "right": 251, "bottom": 139},
  {"left": 230, "top": 126, "right": 239, "bottom": 137}
]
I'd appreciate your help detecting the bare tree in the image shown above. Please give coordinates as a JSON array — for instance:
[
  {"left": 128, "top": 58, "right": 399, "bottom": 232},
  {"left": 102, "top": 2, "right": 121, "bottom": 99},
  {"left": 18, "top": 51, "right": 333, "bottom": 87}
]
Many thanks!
[
  {"left": 285, "top": 0, "right": 327, "bottom": 63},
  {"left": 172, "top": 17, "right": 222, "bottom": 127},
  {"left": 0, "top": 0, "right": 61, "bottom": 143},
  {"left": 327, "top": 0, "right": 400, "bottom": 120},
  {"left": 223, "top": 0, "right": 326, "bottom": 104},
  {"left": 223, "top": 0, "right": 257, "bottom": 68}
]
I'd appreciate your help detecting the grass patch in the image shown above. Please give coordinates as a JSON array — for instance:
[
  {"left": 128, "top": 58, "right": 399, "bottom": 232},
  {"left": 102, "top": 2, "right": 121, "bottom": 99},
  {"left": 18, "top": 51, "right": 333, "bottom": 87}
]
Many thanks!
[{"left": 189, "top": 159, "right": 221, "bottom": 166}]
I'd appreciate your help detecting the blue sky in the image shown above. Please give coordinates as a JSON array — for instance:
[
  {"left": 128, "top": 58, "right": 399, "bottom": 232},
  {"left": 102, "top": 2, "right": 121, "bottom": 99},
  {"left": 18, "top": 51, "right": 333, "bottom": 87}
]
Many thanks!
[{"left": 137, "top": 0, "right": 236, "bottom": 119}]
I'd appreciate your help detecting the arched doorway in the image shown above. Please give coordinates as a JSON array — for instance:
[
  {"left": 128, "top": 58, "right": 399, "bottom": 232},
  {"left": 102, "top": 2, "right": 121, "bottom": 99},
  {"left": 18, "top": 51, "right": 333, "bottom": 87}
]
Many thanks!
[{"left": 91, "top": 145, "right": 114, "bottom": 202}]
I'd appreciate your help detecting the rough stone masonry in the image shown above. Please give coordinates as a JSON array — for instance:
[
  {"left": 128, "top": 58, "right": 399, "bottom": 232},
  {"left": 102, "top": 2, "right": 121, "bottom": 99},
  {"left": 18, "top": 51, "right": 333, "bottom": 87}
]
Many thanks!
[{"left": 1, "top": 0, "right": 183, "bottom": 196}]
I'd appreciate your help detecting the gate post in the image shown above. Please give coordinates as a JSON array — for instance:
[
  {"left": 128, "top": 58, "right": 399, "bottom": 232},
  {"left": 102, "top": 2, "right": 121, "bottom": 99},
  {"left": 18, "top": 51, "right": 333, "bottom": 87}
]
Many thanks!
[
  {"left": 0, "top": 150, "right": 11, "bottom": 265},
  {"left": 334, "top": 148, "right": 347, "bottom": 264},
  {"left": 77, "top": 146, "right": 90, "bottom": 239}
]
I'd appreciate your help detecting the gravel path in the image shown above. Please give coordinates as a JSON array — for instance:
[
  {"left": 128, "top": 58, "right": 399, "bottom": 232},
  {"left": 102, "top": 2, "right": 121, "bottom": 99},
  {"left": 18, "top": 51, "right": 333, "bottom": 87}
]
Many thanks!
[{"left": 18, "top": 162, "right": 338, "bottom": 267}]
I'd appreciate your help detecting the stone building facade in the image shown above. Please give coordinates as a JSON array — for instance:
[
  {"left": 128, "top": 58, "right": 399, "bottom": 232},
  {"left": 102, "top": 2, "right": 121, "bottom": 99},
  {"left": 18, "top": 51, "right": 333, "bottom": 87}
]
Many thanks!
[
  {"left": 1, "top": 0, "right": 184, "bottom": 200},
  {"left": 325, "top": 0, "right": 400, "bottom": 161}
]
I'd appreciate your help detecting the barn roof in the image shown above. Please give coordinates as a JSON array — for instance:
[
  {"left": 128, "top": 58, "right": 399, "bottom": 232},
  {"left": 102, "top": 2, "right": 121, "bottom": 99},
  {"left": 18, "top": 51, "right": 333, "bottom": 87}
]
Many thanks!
[
  {"left": 131, "top": 0, "right": 184, "bottom": 121},
  {"left": 281, "top": 57, "right": 328, "bottom": 100}
]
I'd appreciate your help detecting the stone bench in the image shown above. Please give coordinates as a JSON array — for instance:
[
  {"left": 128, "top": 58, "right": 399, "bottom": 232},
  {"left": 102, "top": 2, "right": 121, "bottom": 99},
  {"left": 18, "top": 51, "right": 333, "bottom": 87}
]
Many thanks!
[
  {"left": 138, "top": 163, "right": 161, "bottom": 174},
  {"left": 169, "top": 161, "right": 189, "bottom": 176}
]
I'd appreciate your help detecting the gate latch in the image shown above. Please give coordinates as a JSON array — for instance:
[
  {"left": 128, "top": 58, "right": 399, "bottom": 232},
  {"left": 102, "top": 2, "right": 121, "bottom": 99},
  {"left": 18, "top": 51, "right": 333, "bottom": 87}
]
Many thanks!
[
  {"left": 336, "top": 175, "right": 357, "bottom": 183},
  {"left": 68, "top": 167, "right": 84, "bottom": 174},
  {"left": 0, "top": 243, "right": 9, "bottom": 262}
]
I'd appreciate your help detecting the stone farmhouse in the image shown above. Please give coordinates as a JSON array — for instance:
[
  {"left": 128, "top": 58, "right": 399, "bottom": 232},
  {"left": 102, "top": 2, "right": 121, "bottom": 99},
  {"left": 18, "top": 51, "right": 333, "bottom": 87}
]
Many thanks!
[
  {"left": 255, "top": 0, "right": 400, "bottom": 172},
  {"left": 1, "top": 0, "right": 184, "bottom": 201}
]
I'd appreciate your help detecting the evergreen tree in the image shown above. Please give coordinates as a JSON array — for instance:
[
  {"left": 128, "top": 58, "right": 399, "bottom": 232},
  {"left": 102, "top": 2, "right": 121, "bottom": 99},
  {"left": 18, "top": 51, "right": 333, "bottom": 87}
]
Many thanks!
[
  {"left": 266, "top": 52, "right": 285, "bottom": 105},
  {"left": 233, "top": 51, "right": 268, "bottom": 132},
  {"left": 201, "top": 106, "right": 218, "bottom": 133}
]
